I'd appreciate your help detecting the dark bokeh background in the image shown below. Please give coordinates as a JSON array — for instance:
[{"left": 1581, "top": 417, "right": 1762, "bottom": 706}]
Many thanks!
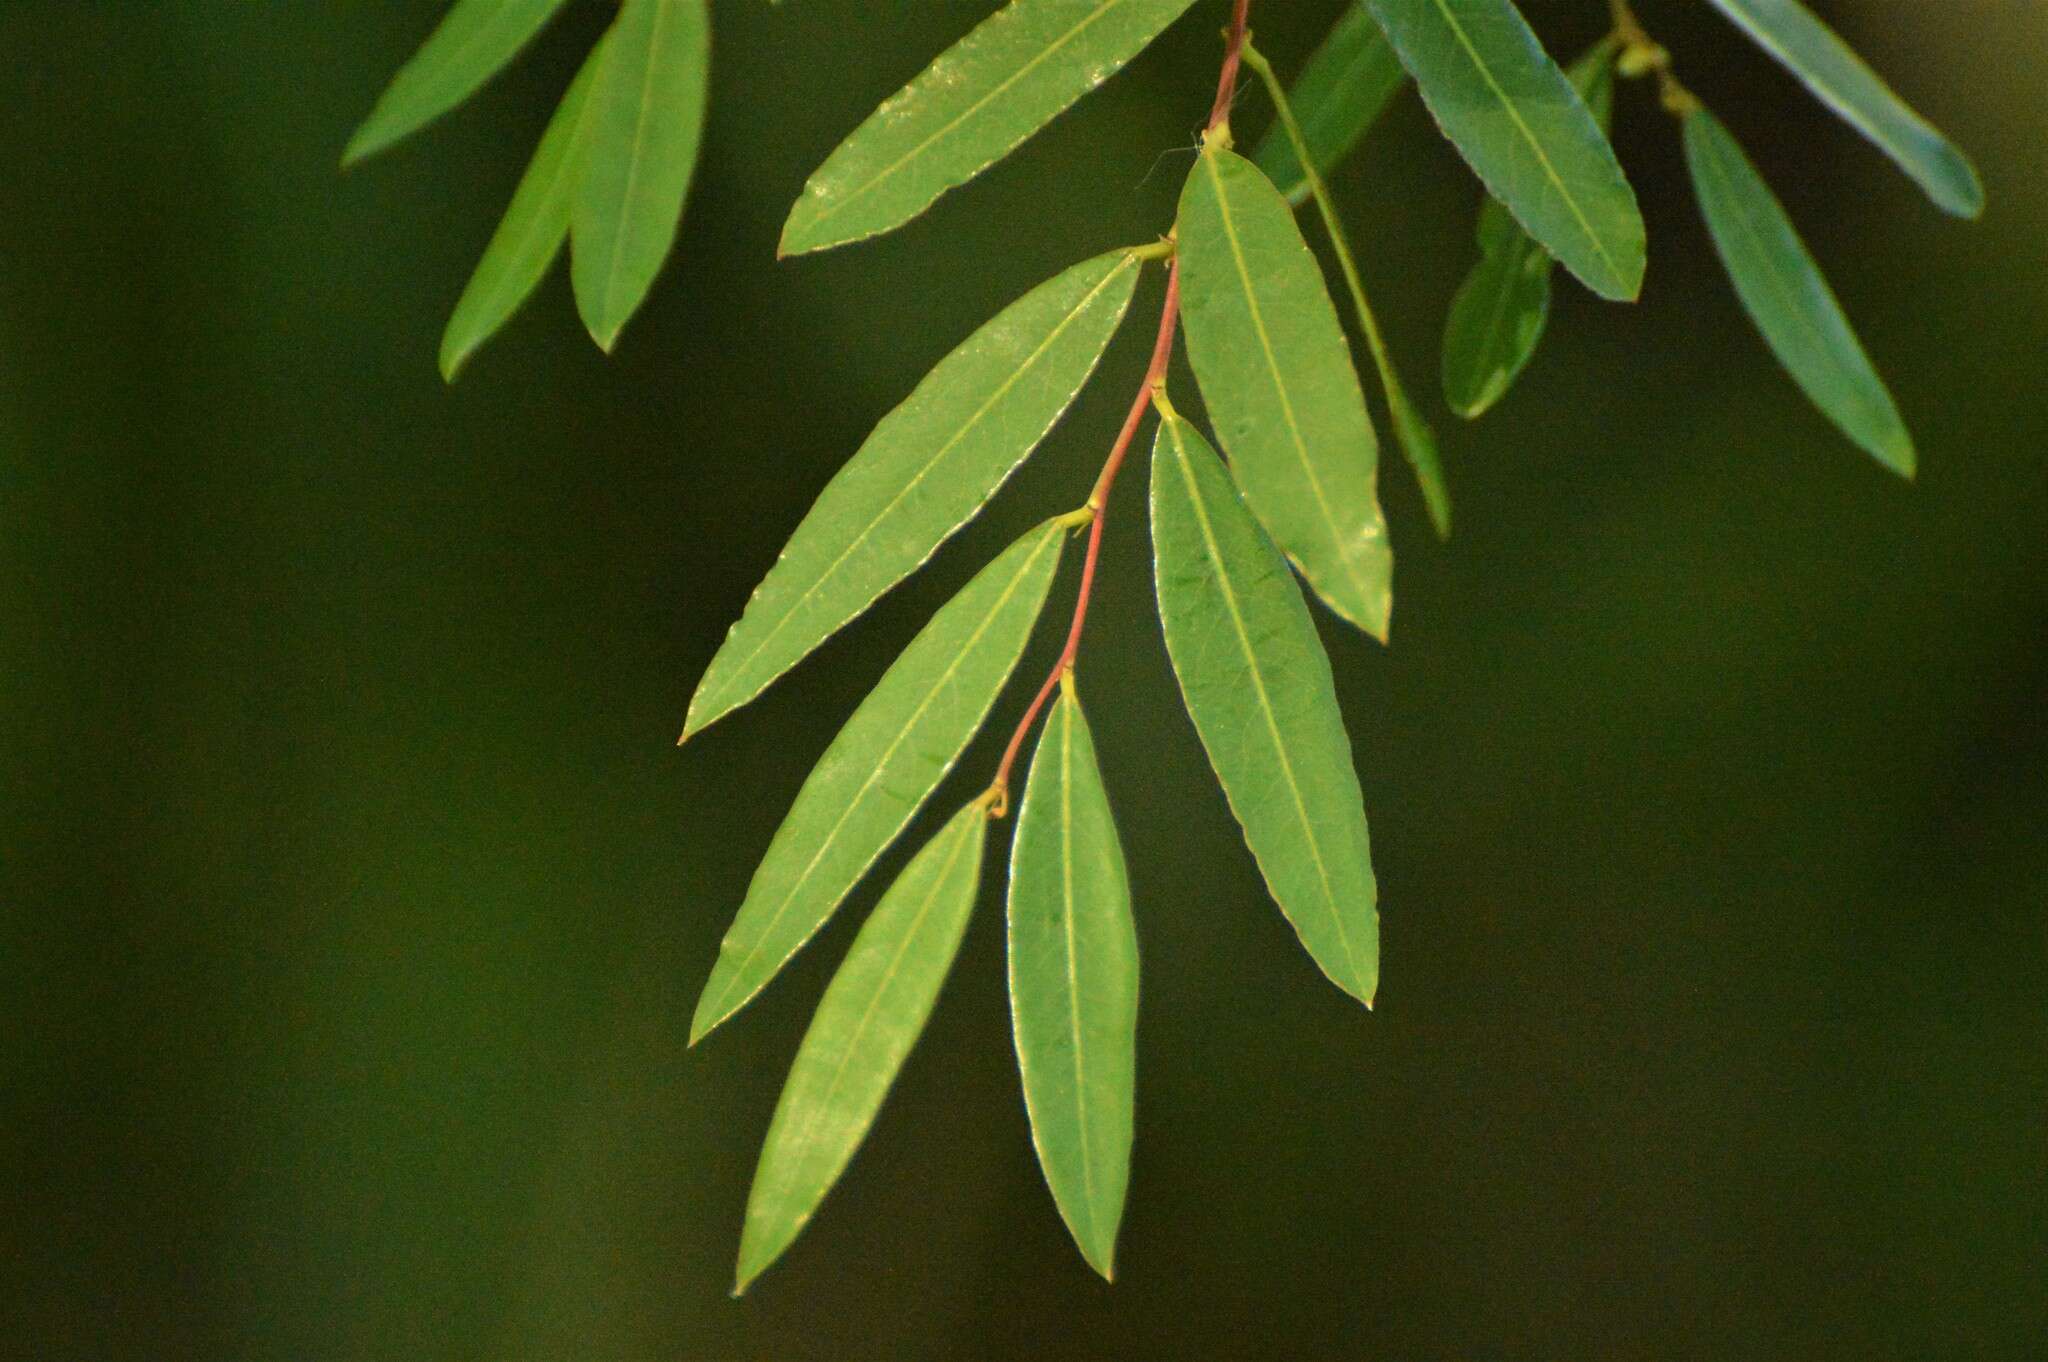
[{"left": 5, "top": 2, "right": 2042, "bottom": 1357}]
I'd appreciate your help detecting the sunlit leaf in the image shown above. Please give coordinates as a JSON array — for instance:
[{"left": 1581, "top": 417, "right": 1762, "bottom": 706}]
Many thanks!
[
  {"left": 778, "top": 0, "right": 1201, "bottom": 257},
  {"left": 438, "top": 39, "right": 606, "bottom": 382},
  {"left": 683, "top": 248, "right": 1144, "bottom": 740},
  {"left": 1704, "top": 0, "right": 1983, "bottom": 218},
  {"left": 1150, "top": 413, "right": 1379, "bottom": 1007},
  {"left": 1007, "top": 685, "right": 1137, "bottom": 1280},
  {"left": 1249, "top": 3, "right": 1405, "bottom": 206},
  {"left": 1683, "top": 107, "right": 1913, "bottom": 477},
  {"left": 1364, "top": 0, "right": 1644, "bottom": 301},
  {"left": 1240, "top": 39, "right": 1448, "bottom": 539},
  {"left": 1441, "top": 43, "right": 1614, "bottom": 418},
  {"left": 1177, "top": 145, "right": 1393, "bottom": 639},
  {"left": 344, "top": 0, "right": 575, "bottom": 166},
  {"left": 690, "top": 519, "right": 1066, "bottom": 1043},
  {"left": 736, "top": 800, "right": 988, "bottom": 1294},
  {"left": 571, "top": 0, "right": 711, "bottom": 351}
]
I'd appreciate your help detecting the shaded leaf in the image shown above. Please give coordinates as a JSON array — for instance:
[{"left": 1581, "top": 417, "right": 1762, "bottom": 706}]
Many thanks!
[
  {"left": 1176, "top": 145, "right": 1393, "bottom": 639},
  {"left": 1705, "top": 0, "right": 1982, "bottom": 217},
  {"left": 690, "top": 520, "right": 1066, "bottom": 1043},
  {"left": 344, "top": 0, "right": 575, "bottom": 166},
  {"left": 778, "top": 0, "right": 1201, "bottom": 257},
  {"left": 1683, "top": 107, "right": 1913, "bottom": 477},
  {"left": 1007, "top": 685, "right": 1137, "bottom": 1281},
  {"left": 683, "top": 248, "right": 1144, "bottom": 739},
  {"left": 1150, "top": 413, "right": 1379, "bottom": 1007},
  {"left": 1250, "top": 3, "right": 1405, "bottom": 206},
  {"left": 1364, "top": 0, "right": 1644, "bottom": 301},
  {"left": 571, "top": 0, "right": 711, "bottom": 351},
  {"left": 736, "top": 801, "right": 988, "bottom": 1294},
  {"left": 1441, "top": 43, "right": 1614, "bottom": 418},
  {"left": 439, "top": 38, "right": 606, "bottom": 382}
]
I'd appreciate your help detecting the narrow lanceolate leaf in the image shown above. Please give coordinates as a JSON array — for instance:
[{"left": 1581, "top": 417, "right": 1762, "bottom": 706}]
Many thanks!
[
  {"left": 344, "top": 0, "right": 575, "bottom": 166},
  {"left": 1250, "top": 3, "right": 1405, "bottom": 206},
  {"left": 1683, "top": 108, "right": 1914, "bottom": 477},
  {"left": 1007, "top": 686, "right": 1137, "bottom": 1281},
  {"left": 1177, "top": 146, "right": 1392, "bottom": 640},
  {"left": 1364, "top": 0, "right": 1644, "bottom": 301},
  {"left": 736, "top": 802, "right": 987, "bottom": 1295},
  {"left": 1151, "top": 415, "right": 1379, "bottom": 1006},
  {"left": 691, "top": 521, "right": 1065, "bottom": 1044},
  {"left": 778, "top": 0, "right": 1202, "bottom": 257},
  {"left": 683, "top": 249, "right": 1143, "bottom": 739},
  {"left": 439, "top": 41, "right": 605, "bottom": 382},
  {"left": 1705, "top": 0, "right": 1983, "bottom": 218},
  {"left": 1441, "top": 44, "right": 1614, "bottom": 418},
  {"left": 571, "top": 0, "right": 711, "bottom": 351}
]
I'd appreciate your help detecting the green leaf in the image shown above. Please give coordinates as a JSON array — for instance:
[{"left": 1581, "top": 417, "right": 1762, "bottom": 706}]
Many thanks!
[
  {"left": 438, "top": 39, "right": 606, "bottom": 382},
  {"left": 571, "top": 0, "right": 711, "bottom": 351},
  {"left": 1440, "top": 43, "right": 1614, "bottom": 418},
  {"left": 1007, "top": 684, "right": 1137, "bottom": 1281},
  {"left": 691, "top": 520, "right": 1066, "bottom": 1044},
  {"left": 1240, "top": 39, "right": 1448, "bottom": 540},
  {"left": 1683, "top": 107, "right": 1914, "bottom": 478},
  {"left": 683, "top": 249, "right": 1144, "bottom": 740},
  {"left": 1249, "top": 3, "right": 1405, "bottom": 206},
  {"left": 1364, "top": 0, "right": 1644, "bottom": 301},
  {"left": 1704, "top": 0, "right": 1983, "bottom": 218},
  {"left": 778, "top": 0, "right": 1201, "bottom": 257},
  {"left": 1150, "top": 412, "right": 1379, "bottom": 1007},
  {"left": 1176, "top": 145, "right": 1393, "bottom": 640},
  {"left": 736, "top": 800, "right": 988, "bottom": 1295},
  {"left": 344, "top": 0, "right": 575, "bottom": 166}
]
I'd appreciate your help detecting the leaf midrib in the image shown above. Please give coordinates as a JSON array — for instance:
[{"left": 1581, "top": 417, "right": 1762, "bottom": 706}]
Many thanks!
[{"left": 593, "top": 0, "right": 671, "bottom": 326}]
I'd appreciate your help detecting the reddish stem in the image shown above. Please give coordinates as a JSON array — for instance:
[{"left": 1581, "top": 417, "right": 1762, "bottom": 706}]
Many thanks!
[{"left": 986, "top": 3, "right": 1250, "bottom": 814}]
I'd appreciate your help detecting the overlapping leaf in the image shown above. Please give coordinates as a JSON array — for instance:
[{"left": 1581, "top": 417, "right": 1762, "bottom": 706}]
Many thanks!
[
  {"left": 1177, "top": 145, "right": 1393, "bottom": 639},
  {"left": 684, "top": 248, "right": 1144, "bottom": 740},
  {"left": 1250, "top": 3, "right": 1405, "bottom": 206},
  {"left": 736, "top": 801, "right": 988, "bottom": 1294},
  {"left": 1008, "top": 686, "right": 1137, "bottom": 1281},
  {"left": 1365, "top": 0, "right": 1643, "bottom": 302},
  {"left": 1150, "top": 414, "right": 1379, "bottom": 1007},
  {"left": 572, "top": 0, "right": 711, "bottom": 350},
  {"left": 690, "top": 520, "right": 1066, "bottom": 1044},
  {"left": 1704, "top": 0, "right": 1983, "bottom": 218},
  {"left": 1441, "top": 43, "right": 1614, "bottom": 418},
  {"left": 779, "top": 0, "right": 1201, "bottom": 256},
  {"left": 439, "top": 39, "right": 607, "bottom": 382},
  {"left": 345, "top": 0, "right": 575, "bottom": 166},
  {"left": 1684, "top": 108, "right": 1913, "bottom": 476}
]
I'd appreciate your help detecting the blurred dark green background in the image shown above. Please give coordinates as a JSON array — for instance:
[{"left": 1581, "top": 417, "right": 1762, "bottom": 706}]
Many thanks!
[{"left": 4, "top": 2, "right": 2042, "bottom": 1357}]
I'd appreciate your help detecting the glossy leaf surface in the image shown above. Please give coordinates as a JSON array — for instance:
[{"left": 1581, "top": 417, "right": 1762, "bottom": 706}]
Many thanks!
[
  {"left": 344, "top": 0, "right": 575, "bottom": 165},
  {"left": 1250, "top": 3, "right": 1404, "bottom": 206},
  {"left": 1177, "top": 146, "right": 1392, "bottom": 639},
  {"left": 1705, "top": 0, "right": 1983, "bottom": 218},
  {"left": 778, "top": 0, "right": 1201, "bottom": 256},
  {"left": 1365, "top": 0, "right": 1643, "bottom": 301},
  {"left": 691, "top": 520, "right": 1065, "bottom": 1043},
  {"left": 571, "top": 0, "right": 711, "bottom": 351},
  {"left": 1684, "top": 108, "right": 1913, "bottom": 477},
  {"left": 736, "top": 802, "right": 987, "bottom": 1294},
  {"left": 1007, "top": 688, "right": 1137, "bottom": 1280},
  {"left": 684, "top": 249, "right": 1142, "bottom": 739},
  {"left": 1150, "top": 415, "right": 1379, "bottom": 1007},
  {"left": 1441, "top": 44, "right": 1613, "bottom": 418},
  {"left": 439, "top": 40, "right": 605, "bottom": 382}
]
